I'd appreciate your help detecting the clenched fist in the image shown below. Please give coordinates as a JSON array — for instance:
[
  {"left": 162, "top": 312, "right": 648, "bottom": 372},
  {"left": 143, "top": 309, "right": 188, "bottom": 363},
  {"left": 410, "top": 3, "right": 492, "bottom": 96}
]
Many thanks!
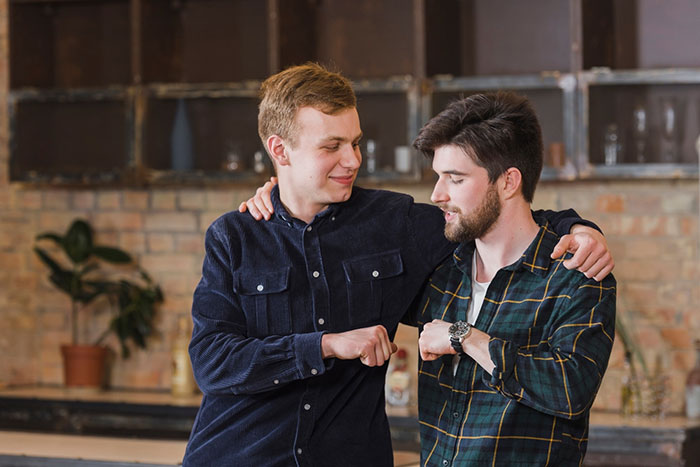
[{"left": 321, "top": 325, "right": 398, "bottom": 367}]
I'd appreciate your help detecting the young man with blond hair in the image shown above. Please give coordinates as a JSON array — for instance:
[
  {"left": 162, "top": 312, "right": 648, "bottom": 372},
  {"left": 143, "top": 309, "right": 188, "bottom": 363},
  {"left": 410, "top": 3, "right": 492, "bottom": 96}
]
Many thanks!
[{"left": 184, "top": 63, "right": 612, "bottom": 466}]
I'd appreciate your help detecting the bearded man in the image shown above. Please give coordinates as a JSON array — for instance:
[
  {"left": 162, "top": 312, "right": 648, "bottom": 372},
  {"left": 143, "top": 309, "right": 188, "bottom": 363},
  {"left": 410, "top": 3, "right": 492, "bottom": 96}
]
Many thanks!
[{"left": 411, "top": 91, "right": 616, "bottom": 466}]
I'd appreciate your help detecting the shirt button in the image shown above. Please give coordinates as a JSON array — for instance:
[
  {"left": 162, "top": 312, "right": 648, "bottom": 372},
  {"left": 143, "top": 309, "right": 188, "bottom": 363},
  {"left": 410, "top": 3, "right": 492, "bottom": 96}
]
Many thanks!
[
  {"left": 273, "top": 379, "right": 279, "bottom": 385},
  {"left": 297, "top": 448, "right": 303, "bottom": 455},
  {"left": 256, "top": 284, "right": 264, "bottom": 292},
  {"left": 318, "top": 318, "right": 325, "bottom": 325},
  {"left": 306, "top": 226, "right": 312, "bottom": 232},
  {"left": 331, "top": 216, "right": 336, "bottom": 221},
  {"left": 310, "top": 368, "right": 318, "bottom": 375},
  {"left": 453, "top": 412, "right": 460, "bottom": 419},
  {"left": 304, "top": 404, "right": 311, "bottom": 411},
  {"left": 442, "top": 460, "right": 449, "bottom": 466},
  {"left": 312, "top": 271, "right": 320, "bottom": 278},
  {"left": 372, "top": 270, "right": 379, "bottom": 278}
]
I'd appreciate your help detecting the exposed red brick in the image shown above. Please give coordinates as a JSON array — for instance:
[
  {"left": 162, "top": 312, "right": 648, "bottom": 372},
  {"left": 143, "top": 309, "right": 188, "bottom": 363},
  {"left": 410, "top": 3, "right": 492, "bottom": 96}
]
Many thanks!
[
  {"left": 660, "top": 327, "right": 693, "bottom": 350},
  {"left": 596, "top": 194, "right": 625, "bottom": 213}
]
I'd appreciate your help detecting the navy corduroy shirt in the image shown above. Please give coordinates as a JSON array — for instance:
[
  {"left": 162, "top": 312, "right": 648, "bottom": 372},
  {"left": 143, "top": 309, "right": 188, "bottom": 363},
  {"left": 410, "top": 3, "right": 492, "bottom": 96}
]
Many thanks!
[{"left": 183, "top": 185, "right": 591, "bottom": 467}]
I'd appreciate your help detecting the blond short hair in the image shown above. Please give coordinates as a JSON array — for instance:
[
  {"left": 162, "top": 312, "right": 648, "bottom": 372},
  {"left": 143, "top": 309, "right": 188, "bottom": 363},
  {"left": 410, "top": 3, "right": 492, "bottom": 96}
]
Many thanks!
[{"left": 258, "top": 63, "right": 356, "bottom": 148}]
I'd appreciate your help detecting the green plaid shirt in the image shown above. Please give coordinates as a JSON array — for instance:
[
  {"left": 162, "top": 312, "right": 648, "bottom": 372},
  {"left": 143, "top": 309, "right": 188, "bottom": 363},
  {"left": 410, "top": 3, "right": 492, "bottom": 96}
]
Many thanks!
[{"left": 412, "top": 218, "right": 616, "bottom": 466}]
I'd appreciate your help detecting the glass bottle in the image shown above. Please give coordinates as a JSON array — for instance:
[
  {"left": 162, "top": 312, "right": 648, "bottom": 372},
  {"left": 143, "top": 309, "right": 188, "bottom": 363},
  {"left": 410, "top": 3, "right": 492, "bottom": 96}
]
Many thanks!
[
  {"left": 365, "top": 139, "right": 377, "bottom": 175},
  {"left": 647, "top": 353, "right": 669, "bottom": 419},
  {"left": 603, "top": 123, "right": 621, "bottom": 166},
  {"left": 620, "top": 352, "right": 635, "bottom": 418},
  {"left": 171, "top": 315, "right": 196, "bottom": 397},
  {"left": 386, "top": 348, "right": 410, "bottom": 406},
  {"left": 171, "top": 98, "right": 194, "bottom": 171},
  {"left": 632, "top": 104, "right": 647, "bottom": 163},
  {"left": 686, "top": 339, "right": 700, "bottom": 419}
]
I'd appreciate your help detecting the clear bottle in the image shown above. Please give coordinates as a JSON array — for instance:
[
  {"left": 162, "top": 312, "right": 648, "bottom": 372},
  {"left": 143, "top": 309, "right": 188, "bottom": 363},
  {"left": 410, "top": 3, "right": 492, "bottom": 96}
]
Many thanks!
[
  {"left": 603, "top": 123, "right": 621, "bottom": 166},
  {"left": 632, "top": 104, "right": 647, "bottom": 163},
  {"left": 253, "top": 150, "right": 267, "bottom": 175},
  {"left": 365, "top": 139, "right": 377, "bottom": 175},
  {"left": 686, "top": 339, "right": 700, "bottom": 419},
  {"left": 386, "top": 348, "right": 410, "bottom": 406},
  {"left": 620, "top": 352, "right": 635, "bottom": 418},
  {"left": 647, "top": 353, "right": 669, "bottom": 419},
  {"left": 171, "top": 315, "right": 196, "bottom": 397}
]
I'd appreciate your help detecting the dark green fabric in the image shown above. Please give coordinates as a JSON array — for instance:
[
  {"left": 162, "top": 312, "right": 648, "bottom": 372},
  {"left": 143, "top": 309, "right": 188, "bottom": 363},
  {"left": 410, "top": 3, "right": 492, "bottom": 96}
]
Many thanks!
[{"left": 414, "top": 218, "right": 617, "bottom": 466}]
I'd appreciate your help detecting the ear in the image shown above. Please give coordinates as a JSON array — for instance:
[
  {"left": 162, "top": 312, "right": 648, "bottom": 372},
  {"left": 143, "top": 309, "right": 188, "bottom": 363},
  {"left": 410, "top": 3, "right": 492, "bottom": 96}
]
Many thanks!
[
  {"left": 500, "top": 167, "right": 523, "bottom": 200},
  {"left": 266, "top": 135, "right": 290, "bottom": 167}
]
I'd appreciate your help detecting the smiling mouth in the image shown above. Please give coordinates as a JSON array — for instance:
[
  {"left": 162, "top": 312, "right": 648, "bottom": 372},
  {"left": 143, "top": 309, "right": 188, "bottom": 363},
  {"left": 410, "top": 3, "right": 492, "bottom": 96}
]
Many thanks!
[{"left": 329, "top": 173, "right": 356, "bottom": 185}]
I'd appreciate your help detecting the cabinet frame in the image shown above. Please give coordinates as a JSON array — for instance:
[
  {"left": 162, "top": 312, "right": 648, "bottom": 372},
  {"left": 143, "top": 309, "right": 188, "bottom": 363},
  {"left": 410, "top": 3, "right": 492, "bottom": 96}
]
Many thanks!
[{"left": 577, "top": 68, "right": 700, "bottom": 179}]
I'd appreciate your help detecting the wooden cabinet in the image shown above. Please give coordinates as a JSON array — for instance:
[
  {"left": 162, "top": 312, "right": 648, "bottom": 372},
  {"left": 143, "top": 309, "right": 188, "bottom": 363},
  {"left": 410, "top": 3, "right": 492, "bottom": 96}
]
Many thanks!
[{"left": 7, "top": 0, "right": 700, "bottom": 186}]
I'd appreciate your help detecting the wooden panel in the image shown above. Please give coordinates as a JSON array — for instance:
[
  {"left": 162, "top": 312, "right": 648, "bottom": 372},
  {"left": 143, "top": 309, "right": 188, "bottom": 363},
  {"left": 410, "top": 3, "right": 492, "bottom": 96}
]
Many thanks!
[
  {"left": 635, "top": 0, "right": 700, "bottom": 69},
  {"left": 10, "top": 1, "right": 130, "bottom": 88},
  {"left": 425, "top": 0, "right": 462, "bottom": 77},
  {"left": 582, "top": 0, "right": 618, "bottom": 69},
  {"left": 11, "top": 99, "right": 127, "bottom": 180},
  {"left": 141, "top": 0, "right": 269, "bottom": 83},
  {"left": 277, "top": 0, "right": 317, "bottom": 71},
  {"left": 316, "top": 0, "right": 416, "bottom": 79},
  {"left": 469, "top": 0, "right": 574, "bottom": 75},
  {"left": 140, "top": 0, "right": 182, "bottom": 83},
  {"left": 144, "top": 96, "right": 261, "bottom": 172},
  {"left": 10, "top": 3, "right": 54, "bottom": 88}
]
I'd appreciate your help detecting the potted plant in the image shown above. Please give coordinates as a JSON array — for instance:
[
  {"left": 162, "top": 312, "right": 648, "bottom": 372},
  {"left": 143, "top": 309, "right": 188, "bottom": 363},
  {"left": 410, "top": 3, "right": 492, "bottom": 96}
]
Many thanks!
[{"left": 34, "top": 218, "right": 163, "bottom": 388}]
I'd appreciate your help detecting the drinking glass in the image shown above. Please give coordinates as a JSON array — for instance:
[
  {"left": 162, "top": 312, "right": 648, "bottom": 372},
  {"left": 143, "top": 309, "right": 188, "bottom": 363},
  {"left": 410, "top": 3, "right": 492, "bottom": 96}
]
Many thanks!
[
  {"left": 658, "top": 97, "right": 684, "bottom": 163},
  {"left": 632, "top": 104, "right": 647, "bottom": 163}
]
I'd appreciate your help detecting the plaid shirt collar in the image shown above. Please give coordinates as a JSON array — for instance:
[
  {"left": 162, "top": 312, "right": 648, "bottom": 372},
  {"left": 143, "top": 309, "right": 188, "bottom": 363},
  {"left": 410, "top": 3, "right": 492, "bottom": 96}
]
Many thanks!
[{"left": 451, "top": 217, "right": 556, "bottom": 279}]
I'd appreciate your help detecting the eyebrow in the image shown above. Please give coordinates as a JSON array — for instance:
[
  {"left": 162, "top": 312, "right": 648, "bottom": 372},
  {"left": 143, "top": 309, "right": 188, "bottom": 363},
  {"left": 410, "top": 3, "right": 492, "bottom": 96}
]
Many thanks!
[
  {"left": 319, "top": 132, "right": 363, "bottom": 144},
  {"left": 441, "top": 169, "right": 468, "bottom": 176}
]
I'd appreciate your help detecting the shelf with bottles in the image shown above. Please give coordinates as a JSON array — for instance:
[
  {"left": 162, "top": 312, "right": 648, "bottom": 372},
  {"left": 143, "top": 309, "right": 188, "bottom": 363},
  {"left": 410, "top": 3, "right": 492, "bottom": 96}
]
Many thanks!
[
  {"left": 140, "top": 82, "right": 272, "bottom": 184},
  {"left": 353, "top": 77, "right": 422, "bottom": 182},
  {"left": 423, "top": 73, "right": 579, "bottom": 181},
  {"left": 578, "top": 69, "right": 700, "bottom": 179},
  {"left": 8, "top": 87, "right": 132, "bottom": 184}
]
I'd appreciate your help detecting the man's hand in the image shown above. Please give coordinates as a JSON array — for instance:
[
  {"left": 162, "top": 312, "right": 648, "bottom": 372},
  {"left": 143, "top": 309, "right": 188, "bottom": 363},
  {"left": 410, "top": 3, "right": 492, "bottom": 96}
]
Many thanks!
[
  {"left": 551, "top": 224, "right": 614, "bottom": 281},
  {"left": 321, "top": 325, "right": 398, "bottom": 367},
  {"left": 418, "top": 320, "right": 454, "bottom": 361},
  {"left": 238, "top": 176, "right": 278, "bottom": 220}
]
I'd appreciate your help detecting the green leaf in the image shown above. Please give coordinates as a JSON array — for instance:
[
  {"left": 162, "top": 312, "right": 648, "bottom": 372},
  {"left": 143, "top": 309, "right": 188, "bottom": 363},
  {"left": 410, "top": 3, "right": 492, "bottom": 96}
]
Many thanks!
[
  {"left": 48, "top": 271, "right": 77, "bottom": 297},
  {"left": 34, "top": 247, "right": 68, "bottom": 276},
  {"left": 35, "top": 233, "right": 63, "bottom": 245},
  {"left": 63, "top": 219, "right": 93, "bottom": 264},
  {"left": 92, "top": 246, "right": 132, "bottom": 264}
]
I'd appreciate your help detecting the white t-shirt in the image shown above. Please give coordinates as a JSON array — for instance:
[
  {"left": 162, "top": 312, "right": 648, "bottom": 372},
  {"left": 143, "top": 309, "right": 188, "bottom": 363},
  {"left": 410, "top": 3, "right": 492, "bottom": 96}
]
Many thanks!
[{"left": 453, "top": 252, "right": 491, "bottom": 374}]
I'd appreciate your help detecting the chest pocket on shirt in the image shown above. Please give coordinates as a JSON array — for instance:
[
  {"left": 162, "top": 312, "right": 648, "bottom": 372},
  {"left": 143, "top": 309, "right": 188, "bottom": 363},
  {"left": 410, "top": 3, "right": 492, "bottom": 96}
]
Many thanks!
[
  {"left": 342, "top": 250, "right": 404, "bottom": 327},
  {"left": 234, "top": 267, "right": 291, "bottom": 337}
]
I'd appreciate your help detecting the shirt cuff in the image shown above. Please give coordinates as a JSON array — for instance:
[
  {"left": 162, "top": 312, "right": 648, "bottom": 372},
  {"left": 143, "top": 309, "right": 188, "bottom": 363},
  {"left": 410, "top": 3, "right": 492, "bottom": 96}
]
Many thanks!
[
  {"left": 293, "top": 331, "right": 329, "bottom": 378},
  {"left": 484, "top": 337, "right": 518, "bottom": 395}
]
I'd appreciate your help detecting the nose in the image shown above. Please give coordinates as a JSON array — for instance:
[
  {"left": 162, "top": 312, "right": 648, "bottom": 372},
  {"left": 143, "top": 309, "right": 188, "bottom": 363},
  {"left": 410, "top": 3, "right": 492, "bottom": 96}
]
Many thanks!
[
  {"left": 341, "top": 144, "right": 362, "bottom": 170},
  {"left": 430, "top": 177, "right": 448, "bottom": 204}
]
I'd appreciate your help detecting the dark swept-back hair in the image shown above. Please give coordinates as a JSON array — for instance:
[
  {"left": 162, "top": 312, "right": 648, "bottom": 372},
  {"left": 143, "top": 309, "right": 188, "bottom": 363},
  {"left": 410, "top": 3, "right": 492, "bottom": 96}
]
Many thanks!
[{"left": 413, "top": 91, "right": 543, "bottom": 203}]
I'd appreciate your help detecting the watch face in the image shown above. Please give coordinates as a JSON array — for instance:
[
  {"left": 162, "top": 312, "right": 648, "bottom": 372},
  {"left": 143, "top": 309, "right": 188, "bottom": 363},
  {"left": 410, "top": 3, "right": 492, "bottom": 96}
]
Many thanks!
[{"left": 449, "top": 321, "right": 470, "bottom": 339}]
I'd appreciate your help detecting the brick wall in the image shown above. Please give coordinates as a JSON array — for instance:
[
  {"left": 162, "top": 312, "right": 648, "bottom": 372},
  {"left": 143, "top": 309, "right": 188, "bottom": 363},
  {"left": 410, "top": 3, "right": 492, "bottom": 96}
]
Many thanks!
[{"left": 0, "top": 1, "right": 698, "bottom": 413}]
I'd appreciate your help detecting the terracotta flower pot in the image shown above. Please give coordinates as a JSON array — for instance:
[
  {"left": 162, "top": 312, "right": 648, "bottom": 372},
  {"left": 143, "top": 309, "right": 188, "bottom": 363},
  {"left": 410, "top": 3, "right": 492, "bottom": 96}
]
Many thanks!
[{"left": 60, "top": 344, "right": 108, "bottom": 389}]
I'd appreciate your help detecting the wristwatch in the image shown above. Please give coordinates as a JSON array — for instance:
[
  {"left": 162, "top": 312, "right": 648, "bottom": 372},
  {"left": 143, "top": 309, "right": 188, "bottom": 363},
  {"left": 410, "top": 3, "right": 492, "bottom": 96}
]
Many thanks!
[{"left": 448, "top": 321, "right": 471, "bottom": 356}]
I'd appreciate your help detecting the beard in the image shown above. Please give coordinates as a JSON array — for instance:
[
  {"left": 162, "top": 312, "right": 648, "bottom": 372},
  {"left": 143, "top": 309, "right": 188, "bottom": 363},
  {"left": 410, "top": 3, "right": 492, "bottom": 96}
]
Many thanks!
[{"left": 442, "top": 183, "right": 501, "bottom": 243}]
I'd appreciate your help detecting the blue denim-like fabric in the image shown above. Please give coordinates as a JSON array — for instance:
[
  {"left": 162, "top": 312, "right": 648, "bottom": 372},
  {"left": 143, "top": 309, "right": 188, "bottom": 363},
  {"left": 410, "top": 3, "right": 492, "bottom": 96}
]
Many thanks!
[{"left": 183, "top": 185, "right": 590, "bottom": 467}]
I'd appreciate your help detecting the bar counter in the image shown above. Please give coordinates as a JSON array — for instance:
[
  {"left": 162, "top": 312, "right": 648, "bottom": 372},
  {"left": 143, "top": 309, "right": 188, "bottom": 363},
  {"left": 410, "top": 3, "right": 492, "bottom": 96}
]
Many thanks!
[{"left": 0, "top": 386, "right": 698, "bottom": 466}]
